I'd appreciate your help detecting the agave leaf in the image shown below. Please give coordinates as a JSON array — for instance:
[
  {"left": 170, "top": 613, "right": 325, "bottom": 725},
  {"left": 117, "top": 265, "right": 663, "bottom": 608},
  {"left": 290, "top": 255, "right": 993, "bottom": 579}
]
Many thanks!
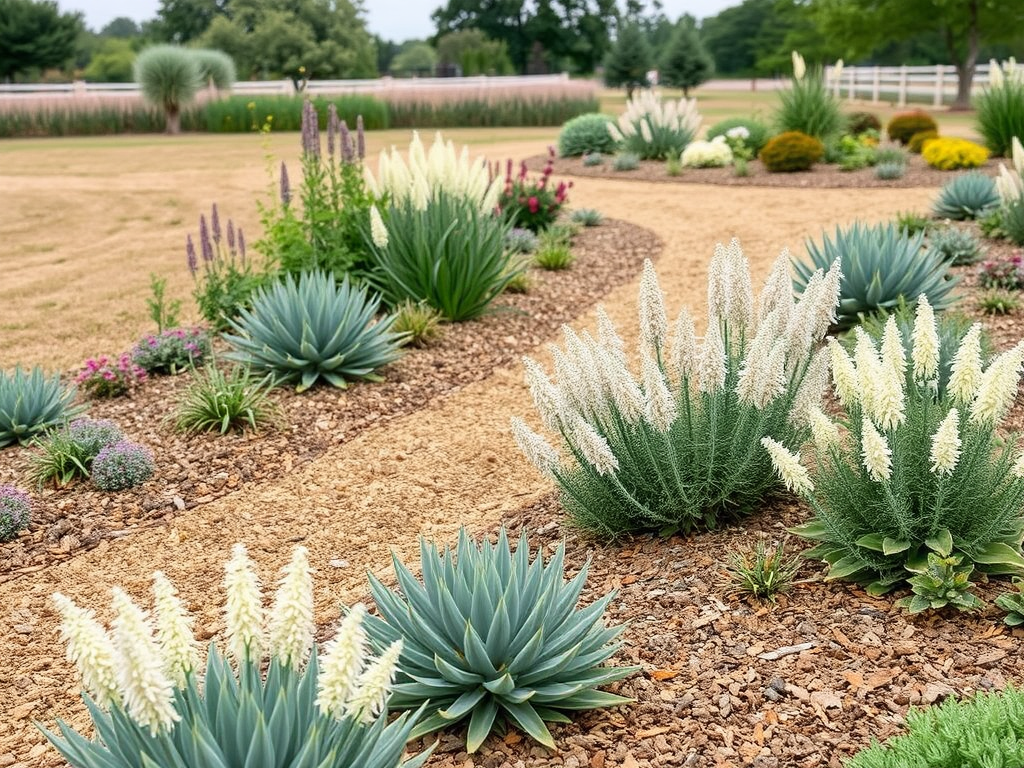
[
  {"left": 484, "top": 597, "right": 512, "bottom": 664},
  {"left": 439, "top": 687, "right": 487, "bottom": 720},
  {"left": 483, "top": 673, "right": 516, "bottom": 696},
  {"left": 465, "top": 697, "right": 499, "bottom": 753},
  {"left": 550, "top": 689, "right": 635, "bottom": 710},
  {"left": 435, "top": 654, "right": 485, "bottom": 686},
  {"left": 499, "top": 701, "right": 555, "bottom": 750}
]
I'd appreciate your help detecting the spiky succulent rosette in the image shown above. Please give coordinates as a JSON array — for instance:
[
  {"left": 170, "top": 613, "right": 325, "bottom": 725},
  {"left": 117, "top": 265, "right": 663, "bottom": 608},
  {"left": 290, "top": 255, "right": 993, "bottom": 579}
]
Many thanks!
[
  {"left": 765, "top": 296, "right": 1024, "bottom": 598},
  {"left": 362, "top": 527, "right": 636, "bottom": 753},
  {"left": 41, "top": 545, "right": 431, "bottom": 768},
  {"left": 514, "top": 242, "right": 841, "bottom": 536}
]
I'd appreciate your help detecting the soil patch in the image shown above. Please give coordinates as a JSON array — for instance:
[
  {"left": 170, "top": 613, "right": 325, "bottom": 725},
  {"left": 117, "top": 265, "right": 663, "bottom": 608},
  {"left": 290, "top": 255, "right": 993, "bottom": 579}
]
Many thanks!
[{"left": 529, "top": 152, "right": 999, "bottom": 189}]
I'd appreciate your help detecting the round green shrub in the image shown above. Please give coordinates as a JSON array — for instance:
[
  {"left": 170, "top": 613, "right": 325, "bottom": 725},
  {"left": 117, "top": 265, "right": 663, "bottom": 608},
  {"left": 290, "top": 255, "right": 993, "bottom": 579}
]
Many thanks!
[
  {"left": 846, "top": 111, "right": 881, "bottom": 135},
  {"left": 759, "top": 131, "right": 824, "bottom": 172},
  {"left": 558, "top": 113, "right": 617, "bottom": 157},
  {"left": 887, "top": 110, "right": 938, "bottom": 144},
  {"left": 908, "top": 129, "right": 939, "bottom": 153},
  {"left": 705, "top": 116, "right": 771, "bottom": 156}
]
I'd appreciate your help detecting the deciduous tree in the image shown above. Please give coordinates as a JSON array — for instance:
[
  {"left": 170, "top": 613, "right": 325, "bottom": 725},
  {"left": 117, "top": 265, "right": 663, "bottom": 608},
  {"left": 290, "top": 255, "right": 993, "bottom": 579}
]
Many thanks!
[{"left": 0, "top": 0, "right": 82, "bottom": 81}]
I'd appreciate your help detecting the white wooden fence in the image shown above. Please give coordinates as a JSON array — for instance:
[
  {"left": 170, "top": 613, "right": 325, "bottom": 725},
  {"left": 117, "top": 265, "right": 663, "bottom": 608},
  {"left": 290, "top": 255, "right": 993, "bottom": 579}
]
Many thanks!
[
  {"left": 824, "top": 63, "right": 994, "bottom": 107},
  {"left": 0, "top": 73, "right": 578, "bottom": 100}
]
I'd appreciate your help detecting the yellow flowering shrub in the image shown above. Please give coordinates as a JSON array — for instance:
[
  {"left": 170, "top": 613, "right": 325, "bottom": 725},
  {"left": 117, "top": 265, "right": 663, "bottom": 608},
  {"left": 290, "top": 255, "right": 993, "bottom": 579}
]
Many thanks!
[{"left": 922, "top": 137, "right": 990, "bottom": 170}]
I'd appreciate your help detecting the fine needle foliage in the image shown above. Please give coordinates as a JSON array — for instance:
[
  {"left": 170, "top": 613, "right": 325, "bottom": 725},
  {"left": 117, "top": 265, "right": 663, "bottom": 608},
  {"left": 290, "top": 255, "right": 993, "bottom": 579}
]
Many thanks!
[
  {"left": 362, "top": 528, "right": 635, "bottom": 753},
  {"left": 133, "top": 45, "right": 202, "bottom": 134},
  {"left": 513, "top": 244, "right": 841, "bottom": 537},
  {"left": 765, "top": 297, "right": 1024, "bottom": 602},
  {"left": 42, "top": 545, "right": 433, "bottom": 768}
]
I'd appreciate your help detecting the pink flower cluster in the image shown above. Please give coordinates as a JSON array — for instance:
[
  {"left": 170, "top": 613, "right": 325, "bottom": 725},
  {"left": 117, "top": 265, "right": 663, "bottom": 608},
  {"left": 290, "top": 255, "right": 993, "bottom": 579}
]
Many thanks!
[
  {"left": 495, "top": 147, "right": 572, "bottom": 233},
  {"left": 75, "top": 353, "right": 146, "bottom": 398},
  {"left": 978, "top": 249, "right": 1024, "bottom": 291}
]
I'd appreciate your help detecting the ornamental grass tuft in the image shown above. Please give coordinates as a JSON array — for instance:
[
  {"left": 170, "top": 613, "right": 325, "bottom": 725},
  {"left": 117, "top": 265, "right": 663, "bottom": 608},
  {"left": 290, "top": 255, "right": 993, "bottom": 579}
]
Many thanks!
[{"left": 514, "top": 243, "right": 841, "bottom": 537}]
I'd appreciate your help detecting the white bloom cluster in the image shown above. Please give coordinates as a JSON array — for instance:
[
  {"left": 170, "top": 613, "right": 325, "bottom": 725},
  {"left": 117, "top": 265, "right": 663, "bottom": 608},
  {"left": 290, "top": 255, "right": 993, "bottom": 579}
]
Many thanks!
[
  {"left": 365, "top": 130, "right": 502, "bottom": 212},
  {"left": 791, "top": 50, "right": 806, "bottom": 81},
  {"left": 987, "top": 56, "right": 1022, "bottom": 91},
  {"left": 607, "top": 90, "right": 701, "bottom": 148},
  {"left": 761, "top": 437, "right": 814, "bottom": 494},
  {"left": 680, "top": 136, "right": 733, "bottom": 168},
  {"left": 996, "top": 136, "right": 1024, "bottom": 206},
  {"left": 725, "top": 126, "right": 750, "bottom": 141}
]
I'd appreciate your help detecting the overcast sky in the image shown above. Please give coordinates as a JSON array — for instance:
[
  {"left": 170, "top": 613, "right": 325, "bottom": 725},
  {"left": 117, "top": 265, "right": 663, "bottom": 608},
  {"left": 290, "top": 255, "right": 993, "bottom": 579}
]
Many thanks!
[{"left": 62, "top": 0, "right": 738, "bottom": 41}]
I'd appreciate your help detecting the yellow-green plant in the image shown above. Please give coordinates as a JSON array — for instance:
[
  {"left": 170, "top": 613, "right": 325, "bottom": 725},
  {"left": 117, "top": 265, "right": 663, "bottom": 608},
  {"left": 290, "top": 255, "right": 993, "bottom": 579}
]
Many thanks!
[{"left": 922, "top": 137, "right": 990, "bottom": 170}]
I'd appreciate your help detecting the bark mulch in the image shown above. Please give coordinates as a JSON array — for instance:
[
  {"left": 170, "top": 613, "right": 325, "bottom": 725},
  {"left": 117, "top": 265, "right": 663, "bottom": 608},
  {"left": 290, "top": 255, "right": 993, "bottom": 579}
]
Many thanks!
[
  {"left": 0, "top": 220, "right": 661, "bottom": 582},
  {"left": 527, "top": 152, "right": 1000, "bottom": 190}
]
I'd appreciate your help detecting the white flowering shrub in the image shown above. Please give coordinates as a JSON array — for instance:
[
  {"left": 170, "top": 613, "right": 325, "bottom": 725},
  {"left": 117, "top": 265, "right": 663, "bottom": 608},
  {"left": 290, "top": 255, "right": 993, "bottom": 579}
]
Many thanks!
[
  {"left": 995, "top": 136, "right": 1024, "bottom": 206},
  {"left": 513, "top": 243, "right": 841, "bottom": 536},
  {"left": 680, "top": 136, "right": 734, "bottom": 168},
  {"left": 607, "top": 89, "right": 701, "bottom": 160},
  {"left": 43, "top": 545, "right": 432, "bottom": 768},
  {"left": 765, "top": 298, "right": 1024, "bottom": 601}
]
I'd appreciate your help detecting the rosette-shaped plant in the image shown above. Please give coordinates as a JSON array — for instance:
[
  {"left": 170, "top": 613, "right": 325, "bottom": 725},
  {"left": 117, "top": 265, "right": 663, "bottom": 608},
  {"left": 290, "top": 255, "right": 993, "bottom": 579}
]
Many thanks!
[
  {"left": 764, "top": 298, "right": 1024, "bottom": 602},
  {"left": 932, "top": 172, "right": 1000, "bottom": 220},
  {"left": 513, "top": 244, "right": 841, "bottom": 536},
  {"left": 42, "top": 545, "right": 431, "bottom": 768},
  {"left": 362, "top": 528, "right": 635, "bottom": 752},
  {"left": 0, "top": 366, "right": 83, "bottom": 448},
  {"left": 224, "top": 270, "right": 404, "bottom": 392},
  {"left": 797, "top": 222, "right": 958, "bottom": 329}
]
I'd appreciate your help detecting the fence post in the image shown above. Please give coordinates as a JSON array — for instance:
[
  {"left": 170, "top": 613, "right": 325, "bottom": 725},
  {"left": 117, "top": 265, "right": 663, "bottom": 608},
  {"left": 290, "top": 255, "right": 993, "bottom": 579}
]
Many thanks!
[
  {"left": 898, "top": 64, "right": 907, "bottom": 107},
  {"left": 872, "top": 66, "right": 880, "bottom": 103},
  {"left": 831, "top": 64, "right": 840, "bottom": 98},
  {"left": 933, "top": 63, "right": 943, "bottom": 107},
  {"left": 848, "top": 67, "right": 855, "bottom": 100}
]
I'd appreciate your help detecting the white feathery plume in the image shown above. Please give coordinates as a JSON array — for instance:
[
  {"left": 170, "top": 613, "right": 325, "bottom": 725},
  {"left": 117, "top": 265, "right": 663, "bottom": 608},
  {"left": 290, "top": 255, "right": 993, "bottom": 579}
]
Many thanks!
[
  {"left": 152, "top": 572, "right": 199, "bottom": 687},
  {"left": 786, "top": 268, "right": 823, "bottom": 359},
  {"left": 911, "top": 295, "right": 940, "bottom": 383},
  {"left": 810, "top": 259, "right": 842, "bottom": 341},
  {"left": 595, "top": 305, "right": 628, "bottom": 367},
  {"left": 640, "top": 117, "right": 654, "bottom": 144},
  {"left": 808, "top": 406, "right": 842, "bottom": 451},
  {"left": 880, "top": 314, "right": 907, "bottom": 379},
  {"left": 757, "top": 251, "right": 794, "bottom": 328},
  {"left": 761, "top": 437, "right": 814, "bottom": 494},
  {"left": 566, "top": 327, "right": 618, "bottom": 421},
  {"left": 567, "top": 416, "right": 619, "bottom": 475},
  {"left": 110, "top": 588, "right": 180, "bottom": 735},
  {"left": 853, "top": 328, "right": 881, "bottom": 419},
  {"left": 316, "top": 604, "right": 368, "bottom": 720},
  {"left": 725, "top": 238, "right": 754, "bottom": 332},
  {"left": 736, "top": 321, "right": 775, "bottom": 406},
  {"left": 706, "top": 243, "right": 731, "bottom": 328},
  {"left": 641, "top": 350, "right": 678, "bottom": 432},
  {"left": 267, "top": 546, "right": 315, "bottom": 670},
  {"left": 697, "top": 321, "right": 727, "bottom": 393},
  {"left": 369, "top": 205, "right": 388, "bottom": 248},
  {"left": 860, "top": 418, "right": 893, "bottom": 482},
  {"left": 757, "top": 340, "right": 789, "bottom": 408},
  {"left": 607, "top": 122, "right": 624, "bottom": 143},
  {"left": 522, "top": 356, "right": 567, "bottom": 432},
  {"left": 346, "top": 640, "right": 402, "bottom": 724},
  {"left": 52, "top": 593, "right": 121, "bottom": 709},
  {"left": 989, "top": 59, "right": 1005, "bottom": 89},
  {"left": 602, "top": 350, "right": 646, "bottom": 424},
  {"left": 788, "top": 346, "right": 831, "bottom": 427},
  {"left": 929, "top": 408, "right": 962, "bottom": 476},
  {"left": 510, "top": 417, "right": 561, "bottom": 476},
  {"left": 1013, "top": 136, "right": 1024, "bottom": 177},
  {"left": 947, "top": 324, "right": 984, "bottom": 405},
  {"left": 792, "top": 50, "right": 806, "bottom": 80},
  {"left": 638, "top": 259, "right": 668, "bottom": 352},
  {"left": 969, "top": 342, "right": 1024, "bottom": 426},
  {"left": 223, "top": 543, "right": 265, "bottom": 666},
  {"left": 669, "top": 307, "right": 698, "bottom": 382},
  {"left": 829, "top": 338, "right": 860, "bottom": 408},
  {"left": 872, "top": 362, "right": 906, "bottom": 432},
  {"left": 548, "top": 344, "right": 590, "bottom": 419}
]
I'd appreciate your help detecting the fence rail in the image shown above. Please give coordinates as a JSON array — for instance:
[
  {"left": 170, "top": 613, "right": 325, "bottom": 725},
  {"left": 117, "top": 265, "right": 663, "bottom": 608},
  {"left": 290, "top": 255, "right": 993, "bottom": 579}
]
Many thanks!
[
  {"left": 0, "top": 73, "right": 577, "bottom": 100},
  {"left": 825, "top": 63, "right": 992, "bottom": 107}
]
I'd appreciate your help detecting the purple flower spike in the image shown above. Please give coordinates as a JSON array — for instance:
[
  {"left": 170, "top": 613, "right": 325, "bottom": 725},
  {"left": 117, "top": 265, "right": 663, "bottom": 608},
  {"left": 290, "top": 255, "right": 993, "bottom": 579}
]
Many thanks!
[
  {"left": 226, "top": 219, "right": 236, "bottom": 251},
  {"left": 280, "top": 161, "right": 291, "bottom": 207},
  {"left": 238, "top": 229, "right": 246, "bottom": 263},
  {"left": 301, "top": 100, "right": 320, "bottom": 158},
  {"left": 339, "top": 119, "right": 353, "bottom": 163},
  {"left": 211, "top": 203, "right": 221, "bottom": 244},
  {"left": 186, "top": 235, "right": 198, "bottom": 275},
  {"left": 199, "top": 215, "right": 214, "bottom": 262},
  {"left": 327, "top": 103, "right": 338, "bottom": 158},
  {"left": 356, "top": 114, "right": 365, "bottom": 159}
]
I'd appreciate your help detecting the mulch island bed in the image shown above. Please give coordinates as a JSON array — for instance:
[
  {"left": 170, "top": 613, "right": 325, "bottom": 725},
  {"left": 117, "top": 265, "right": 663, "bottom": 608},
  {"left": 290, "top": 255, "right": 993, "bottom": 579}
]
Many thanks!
[
  {"left": 0, "top": 219, "right": 661, "bottom": 583},
  {"left": 527, "top": 152, "right": 1000, "bottom": 189}
]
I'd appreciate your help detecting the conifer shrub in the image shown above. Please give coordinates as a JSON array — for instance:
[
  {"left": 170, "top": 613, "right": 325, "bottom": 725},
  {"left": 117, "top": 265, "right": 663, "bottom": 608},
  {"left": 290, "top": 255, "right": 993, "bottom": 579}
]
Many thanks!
[
  {"left": 760, "top": 131, "right": 824, "bottom": 172},
  {"left": 887, "top": 111, "right": 938, "bottom": 145}
]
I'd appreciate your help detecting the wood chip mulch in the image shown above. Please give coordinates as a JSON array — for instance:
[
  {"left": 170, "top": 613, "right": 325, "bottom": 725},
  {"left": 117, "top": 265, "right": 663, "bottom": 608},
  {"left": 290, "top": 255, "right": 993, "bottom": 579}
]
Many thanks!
[{"left": 0, "top": 220, "right": 661, "bottom": 582}]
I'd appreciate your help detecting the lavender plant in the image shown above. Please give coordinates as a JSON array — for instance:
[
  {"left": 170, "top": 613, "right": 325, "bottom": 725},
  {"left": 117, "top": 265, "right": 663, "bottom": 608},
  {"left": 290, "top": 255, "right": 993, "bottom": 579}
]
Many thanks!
[
  {"left": 188, "top": 204, "right": 259, "bottom": 330},
  {"left": 132, "top": 327, "right": 211, "bottom": 375},
  {"left": 42, "top": 545, "right": 432, "bottom": 768},
  {"left": 513, "top": 245, "right": 841, "bottom": 536},
  {"left": 765, "top": 297, "right": 1024, "bottom": 600},
  {"left": 27, "top": 418, "right": 123, "bottom": 487},
  {"left": 0, "top": 485, "right": 31, "bottom": 542},
  {"left": 91, "top": 440, "right": 155, "bottom": 491}
]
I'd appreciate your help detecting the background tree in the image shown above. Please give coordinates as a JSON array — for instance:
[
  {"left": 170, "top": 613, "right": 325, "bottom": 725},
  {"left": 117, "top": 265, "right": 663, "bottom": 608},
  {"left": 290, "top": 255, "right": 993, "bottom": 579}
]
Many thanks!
[
  {"left": 0, "top": 0, "right": 82, "bottom": 81},
  {"left": 390, "top": 40, "right": 437, "bottom": 76},
  {"left": 809, "top": 0, "right": 1024, "bottom": 108},
  {"left": 436, "top": 28, "right": 513, "bottom": 76},
  {"left": 134, "top": 44, "right": 202, "bottom": 133},
  {"left": 604, "top": 22, "right": 653, "bottom": 97},
  {"left": 698, "top": 0, "right": 773, "bottom": 76},
  {"left": 659, "top": 17, "right": 713, "bottom": 95},
  {"left": 374, "top": 35, "right": 401, "bottom": 75},
  {"left": 83, "top": 38, "right": 136, "bottom": 81},
  {"left": 152, "top": 0, "right": 229, "bottom": 43},
  {"left": 99, "top": 17, "right": 141, "bottom": 38}
]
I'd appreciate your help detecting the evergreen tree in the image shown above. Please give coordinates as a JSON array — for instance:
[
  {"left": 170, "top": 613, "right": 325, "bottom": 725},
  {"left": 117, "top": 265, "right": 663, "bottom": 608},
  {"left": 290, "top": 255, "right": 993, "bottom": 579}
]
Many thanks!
[
  {"left": 603, "top": 22, "right": 652, "bottom": 97},
  {"left": 659, "top": 20, "right": 713, "bottom": 96}
]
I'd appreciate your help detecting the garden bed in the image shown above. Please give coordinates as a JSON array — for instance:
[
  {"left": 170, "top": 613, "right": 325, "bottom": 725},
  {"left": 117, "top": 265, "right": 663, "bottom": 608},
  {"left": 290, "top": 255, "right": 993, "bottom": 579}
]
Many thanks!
[
  {"left": 0, "top": 219, "right": 661, "bottom": 584},
  {"left": 527, "top": 152, "right": 1000, "bottom": 189}
]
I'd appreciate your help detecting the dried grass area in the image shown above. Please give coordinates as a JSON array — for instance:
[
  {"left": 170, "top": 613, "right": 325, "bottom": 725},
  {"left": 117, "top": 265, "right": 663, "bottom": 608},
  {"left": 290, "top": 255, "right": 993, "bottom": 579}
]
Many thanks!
[{"left": 0, "top": 129, "right": 961, "bottom": 768}]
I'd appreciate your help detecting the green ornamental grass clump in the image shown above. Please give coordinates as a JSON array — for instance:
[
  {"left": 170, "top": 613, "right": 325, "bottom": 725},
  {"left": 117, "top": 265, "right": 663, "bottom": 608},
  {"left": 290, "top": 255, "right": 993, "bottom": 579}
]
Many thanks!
[
  {"left": 797, "top": 222, "right": 958, "bottom": 329},
  {"left": 513, "top": 246, "right": 841, "bottom": 537},
  {"left": 134, "top": 45, "right": 203, "bottom": 134},
  {"left": 765, "top": 299, "right": 1024, "bottom": 602},
  {"left": 774, "top": 51, "right": 844, "bottom": 140},
  {"left": 28, "top": 418, "right": 123, "bottom": 487},
  {"left": 224, "top": 270, "right": 404, "bottom": 392},
  {"left": 608, "top": 90, "right": 701, "bottom": 160},
  {"left": 362, "top": 528, "right": 636, "bottom": 752},
  {"left": 43, "top": 545, "right": 433, "bottom": 768},
  {"left": 173, "top": 364, "right": 279, "bottom": 434},
  {"left": 975, "top": 58, "right": 1024, "bottom": 157},
  {"left": 557, "top": 113, "right": 617, "bottom": 157},
  {"left": 0, "top": 366, "right": 83, "bottom": 448}
]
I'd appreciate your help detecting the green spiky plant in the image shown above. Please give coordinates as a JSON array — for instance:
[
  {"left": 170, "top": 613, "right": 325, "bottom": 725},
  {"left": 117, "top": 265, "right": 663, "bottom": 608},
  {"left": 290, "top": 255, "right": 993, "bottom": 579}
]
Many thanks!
[
  {"left": 362, "top": 528, "right": 636, "bottom": 753},
  {"left": 223, "top": 270, "right": 404, "bottom": 392},
  {"left": 134, "top": 45, "right": 202, "bottom": 134},
  {"left": 774, "top": 52, "right": 844, "bottom": 140},
  {"left": 0, "top": 366, "right": 83, "bottom": 448},
  {"left": 173, "top": 364, "right": 280, "bottom": 434},
  {"left": 41, "top": 545, "right": 433, "bottom": 768},
  {"left": 932, "top": 172, "right": 1000, "bottom": 220},
  {"left": 796, "top": 222, "right": 958, "bottom": 329},
  {"left": 765, "top": 299, "right": 1024, "bottom": 601}
]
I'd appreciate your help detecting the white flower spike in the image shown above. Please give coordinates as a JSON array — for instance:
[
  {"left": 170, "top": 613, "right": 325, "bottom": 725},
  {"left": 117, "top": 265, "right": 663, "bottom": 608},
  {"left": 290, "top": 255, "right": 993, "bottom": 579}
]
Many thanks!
[
  {"left": 152, "top": 571, "right": 199, "bottom": 687},
  {"left": 224, "top": 543, "right": 265, "bottom": 666},
  {"left": 316, "top": 604, "right": 369, "bottom": 719},
  {"left": 52, "top": 593, "right": 121, "bottom": 709},
  {"left": 369, "top": 205, "right": 388, "bottom": 248},
  {"left": 860, "top": 418, "right": 893, "bottom": 482},
  {"left": 268, "top": 545, "right": 315, "bottom": 670},
  {"left": 929, "top": 408, "right": 962, "bottom": 476},
  {"left": 761, "top": 437, "right": 814, "bottom": 494}
]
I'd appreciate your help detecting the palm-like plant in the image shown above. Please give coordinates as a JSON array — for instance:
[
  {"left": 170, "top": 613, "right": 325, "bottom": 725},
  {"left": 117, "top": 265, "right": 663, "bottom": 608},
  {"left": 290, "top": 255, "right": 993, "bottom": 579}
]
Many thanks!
[{"left": 134, "top": 45, "right": 202, "bottom": 134}]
